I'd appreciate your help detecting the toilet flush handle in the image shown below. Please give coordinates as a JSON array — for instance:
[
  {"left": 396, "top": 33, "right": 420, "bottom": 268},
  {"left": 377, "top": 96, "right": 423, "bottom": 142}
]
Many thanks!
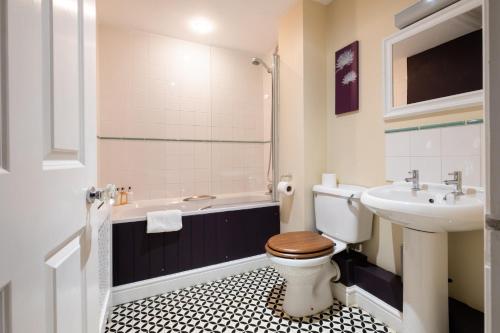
[{"left": 347, "top": 194, "right": 354, "bottom": 205}]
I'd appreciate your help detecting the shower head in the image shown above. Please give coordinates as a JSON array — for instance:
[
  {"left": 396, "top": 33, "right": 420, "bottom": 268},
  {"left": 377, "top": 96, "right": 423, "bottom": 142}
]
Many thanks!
[{"left": 251, "top": 57, "right": 272, "bottom": 74}]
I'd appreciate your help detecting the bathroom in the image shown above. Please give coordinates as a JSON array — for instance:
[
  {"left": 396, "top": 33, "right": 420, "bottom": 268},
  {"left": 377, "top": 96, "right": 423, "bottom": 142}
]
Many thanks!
[{"left": 0, "top": 0, "right": 499, "bottom": 333}]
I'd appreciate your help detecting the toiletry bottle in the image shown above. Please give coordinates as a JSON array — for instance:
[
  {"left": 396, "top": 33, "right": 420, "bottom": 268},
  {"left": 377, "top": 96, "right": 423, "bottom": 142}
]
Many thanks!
[
  {"left": 127, "top": 186, "right": 134, "bottom": 203},
  {"left": 120, "top": 187, "right": 128, "bottom": 205},
  {"left": 114, "top": 186, "right": 122, "bottom": 206}
]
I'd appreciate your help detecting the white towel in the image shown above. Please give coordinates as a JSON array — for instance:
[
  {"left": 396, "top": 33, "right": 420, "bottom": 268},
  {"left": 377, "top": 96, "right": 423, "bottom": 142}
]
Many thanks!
[{"left": 146, "top": 209, "right": 182, "bottom": 233}]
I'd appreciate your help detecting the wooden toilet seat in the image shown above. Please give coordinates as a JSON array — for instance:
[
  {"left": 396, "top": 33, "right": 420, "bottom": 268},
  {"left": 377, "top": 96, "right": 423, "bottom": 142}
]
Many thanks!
[{"left": 266, "top": 231, "right": 334, "bottom": 259}]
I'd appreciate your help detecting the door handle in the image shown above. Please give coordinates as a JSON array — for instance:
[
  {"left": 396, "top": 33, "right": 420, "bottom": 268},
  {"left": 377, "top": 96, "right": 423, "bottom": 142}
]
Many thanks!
[
  {"left": 486, "top": 214, "right": 500, "bottom": 230},
  {"left": 86, "top": 184, "right": 117, "bottom": 209}
]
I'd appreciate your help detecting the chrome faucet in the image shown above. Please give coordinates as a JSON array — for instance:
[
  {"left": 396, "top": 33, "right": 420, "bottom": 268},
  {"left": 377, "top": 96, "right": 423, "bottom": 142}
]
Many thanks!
[
  {"left": 443, "top": 171, "right": 463, "bottom": 196},
  {"left": 405, "top": 170, "right": 420, "bottom": 191}
]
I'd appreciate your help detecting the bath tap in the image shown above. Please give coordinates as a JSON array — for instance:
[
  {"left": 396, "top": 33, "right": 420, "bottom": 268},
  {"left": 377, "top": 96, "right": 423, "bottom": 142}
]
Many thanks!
[{"left": 405, "top": 169, "right": 420, "bottom": 191}]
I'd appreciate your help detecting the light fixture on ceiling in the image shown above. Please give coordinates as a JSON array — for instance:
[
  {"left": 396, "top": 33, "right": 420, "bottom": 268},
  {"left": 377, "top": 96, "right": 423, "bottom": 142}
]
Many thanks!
[{"left": 189, "top": 17, "right": 215, "bottom": 34}]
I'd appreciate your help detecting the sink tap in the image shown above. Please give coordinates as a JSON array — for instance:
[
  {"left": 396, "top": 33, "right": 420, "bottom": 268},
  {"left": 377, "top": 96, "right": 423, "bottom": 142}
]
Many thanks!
[
  {"left": 443, "top": 171, "right": 463, "bottom": 197},
  {"left": 405, "top": 170, "right": 420, "bottom": 191}
]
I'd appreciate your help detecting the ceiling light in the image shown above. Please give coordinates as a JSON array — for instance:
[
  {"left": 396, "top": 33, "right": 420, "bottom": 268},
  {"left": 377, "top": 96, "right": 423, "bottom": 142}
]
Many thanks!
[{"left": 189, "top": 17, "right": 215, "bottom": 34}]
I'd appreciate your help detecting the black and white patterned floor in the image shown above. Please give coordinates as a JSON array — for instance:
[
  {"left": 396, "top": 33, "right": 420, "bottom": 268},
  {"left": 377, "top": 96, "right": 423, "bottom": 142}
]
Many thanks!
[{"left": 106, "top": 267, "right": 394, "bottom": 333}]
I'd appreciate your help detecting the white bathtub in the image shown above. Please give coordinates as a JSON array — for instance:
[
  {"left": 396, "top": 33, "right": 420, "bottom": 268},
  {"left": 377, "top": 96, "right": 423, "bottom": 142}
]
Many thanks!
[{"left": 112, "top": 192, "right": 278, "bottom": 223}]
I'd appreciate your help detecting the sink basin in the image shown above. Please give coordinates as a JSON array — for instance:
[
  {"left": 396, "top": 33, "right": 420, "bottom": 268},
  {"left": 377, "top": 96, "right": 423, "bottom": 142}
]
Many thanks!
[
  {"left": 361, "top": 182, "right": 484, "bottom": 232},
  {"left": 361, "top": 182, "right": 485, "bottom": 332}
]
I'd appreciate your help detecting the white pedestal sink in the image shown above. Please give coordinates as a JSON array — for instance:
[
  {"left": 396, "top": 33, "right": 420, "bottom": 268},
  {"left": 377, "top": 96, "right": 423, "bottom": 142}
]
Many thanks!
[{"left": 361, "top": 182, "right": 484, "bottom": 333}]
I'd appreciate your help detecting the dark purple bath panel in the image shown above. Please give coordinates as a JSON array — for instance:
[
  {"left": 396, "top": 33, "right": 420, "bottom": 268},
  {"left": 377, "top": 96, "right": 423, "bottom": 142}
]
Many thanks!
[{"left": 112, "top": 206, "right": 280, "bottom": 286}]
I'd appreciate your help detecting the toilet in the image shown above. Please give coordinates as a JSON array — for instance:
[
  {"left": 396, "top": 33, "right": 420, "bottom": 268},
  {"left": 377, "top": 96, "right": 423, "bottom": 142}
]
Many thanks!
[{"left": 266, "top": 184, "right": 373, "bottom": 317}]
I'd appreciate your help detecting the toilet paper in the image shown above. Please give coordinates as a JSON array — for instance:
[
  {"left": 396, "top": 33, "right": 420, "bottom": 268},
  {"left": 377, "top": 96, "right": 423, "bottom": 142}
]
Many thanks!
[
  {"left": 322, "top": 173, "right": 337, "bottom": 188},
  {"left": 277, "top": 181, "right": 294, "bottom": 196}
]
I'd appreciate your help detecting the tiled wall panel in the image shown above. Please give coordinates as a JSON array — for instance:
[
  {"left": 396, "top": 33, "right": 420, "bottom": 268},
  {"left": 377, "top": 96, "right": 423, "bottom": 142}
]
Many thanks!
[
  {"left": 385, "top": 123, "right": 483, "bottom": 187},
  {"left": 98, "top": 25, "right": 270, "bottom": 200}
]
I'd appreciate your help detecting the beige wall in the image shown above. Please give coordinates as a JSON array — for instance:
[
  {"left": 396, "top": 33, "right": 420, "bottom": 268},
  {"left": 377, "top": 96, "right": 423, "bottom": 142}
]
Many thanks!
[
  {"left": 303, "top": 1, "right": 328, "bottom": 229},
  {"left": 324, "top": 0, "right": 484, "bottom": 311},
  {"left": 325, "top": 0, "right": 413, "bottom": 279},
  {"left": 278, "top": 0, "right": 306, "bottom": 232},
  {"left": 278, "top": 0, "right": 327, "bottom": 232}
]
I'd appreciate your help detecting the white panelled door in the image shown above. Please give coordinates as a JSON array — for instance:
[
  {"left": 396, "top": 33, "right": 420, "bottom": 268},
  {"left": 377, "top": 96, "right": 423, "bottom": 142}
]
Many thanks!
[
  {"left": 0, "top": 0, "right": 108, "bottom": 333},
  {"left": 485, "top": 0, "right": 500, "bottom": 332}
]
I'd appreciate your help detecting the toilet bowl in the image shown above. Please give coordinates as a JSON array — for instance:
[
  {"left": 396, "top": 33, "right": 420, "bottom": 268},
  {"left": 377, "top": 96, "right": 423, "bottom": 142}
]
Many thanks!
[
  {"left": 266, "top": 231, "right": 346, "bottom": 317},
  {"left": 266, "top": 184, "right": 373, "bottom": 317}
]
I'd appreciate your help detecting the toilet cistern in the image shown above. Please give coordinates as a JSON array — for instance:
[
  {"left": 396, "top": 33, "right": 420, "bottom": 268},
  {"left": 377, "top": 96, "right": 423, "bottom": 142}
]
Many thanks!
[{"left": 265, "top": 184, "right": 373, "bottom": 317}]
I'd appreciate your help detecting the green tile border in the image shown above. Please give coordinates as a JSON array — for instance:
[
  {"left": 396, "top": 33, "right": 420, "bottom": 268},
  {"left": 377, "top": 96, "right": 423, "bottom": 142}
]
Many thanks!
[
  {"left": 419, "top": 121, "right": 465, "bottom": 130},
  {"left": 467, "top": 119, "right": 484, "bottom": 125},
  {"left": 384, "top": 127, "right": 419, "bottom": 134},
  {"left": 385, "top": 119, "right": 483, "bottom": 134}
]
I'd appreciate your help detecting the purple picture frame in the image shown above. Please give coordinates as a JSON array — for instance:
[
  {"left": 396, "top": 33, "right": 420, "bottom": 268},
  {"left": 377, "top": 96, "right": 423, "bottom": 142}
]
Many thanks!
[{"left": 335, "top": 41, "right": 359, "bottom": 115}]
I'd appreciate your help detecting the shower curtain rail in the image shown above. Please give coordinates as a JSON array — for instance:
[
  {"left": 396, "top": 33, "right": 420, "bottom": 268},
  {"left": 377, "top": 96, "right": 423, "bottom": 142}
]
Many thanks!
[{"left": 97, "top": 136, "right": 271, "bottom": 144}]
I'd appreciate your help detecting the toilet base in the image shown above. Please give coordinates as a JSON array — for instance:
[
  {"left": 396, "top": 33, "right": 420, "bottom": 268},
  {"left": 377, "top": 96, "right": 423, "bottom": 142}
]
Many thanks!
[{"left": 274, "top": 260, "right": 338, "bottom": 317}]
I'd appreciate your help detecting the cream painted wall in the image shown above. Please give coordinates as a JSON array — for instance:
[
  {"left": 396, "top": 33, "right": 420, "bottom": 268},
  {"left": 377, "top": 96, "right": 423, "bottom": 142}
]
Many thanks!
[
  {"left": 278, "top": 0, "right": 306, "bottom": 232},
  {"left": 303, "top": 1, "right": 328, "bottom": 230},
  {"left": 278, "top": 0, "right": 327, "bottom": 232},
  {"left": 325, "top": 0, "right": 484, "bottom": 311}
]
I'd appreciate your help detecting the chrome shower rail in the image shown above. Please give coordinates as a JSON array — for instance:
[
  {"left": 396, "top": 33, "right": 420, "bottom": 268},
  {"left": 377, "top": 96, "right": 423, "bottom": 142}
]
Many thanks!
[{"left": 97, "top": 136, "right": 271, "bottom": 144}]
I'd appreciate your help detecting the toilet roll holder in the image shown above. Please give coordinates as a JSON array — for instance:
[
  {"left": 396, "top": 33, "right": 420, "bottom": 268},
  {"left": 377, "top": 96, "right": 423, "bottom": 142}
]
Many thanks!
[{"left": 280, "top": 174, "right": 293, "bottom": 181}]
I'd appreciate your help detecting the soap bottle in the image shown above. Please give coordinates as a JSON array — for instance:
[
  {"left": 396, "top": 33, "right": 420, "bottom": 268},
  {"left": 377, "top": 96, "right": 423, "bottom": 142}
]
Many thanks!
[
  {"left": 114, "top": 186, "right": 122, "bottom": 206},
  {"left": 120, "top": 187, "right": 128, "bottom": 205},
  {"left": 127, "top": 186, "right": 134, "bottom": 203}
]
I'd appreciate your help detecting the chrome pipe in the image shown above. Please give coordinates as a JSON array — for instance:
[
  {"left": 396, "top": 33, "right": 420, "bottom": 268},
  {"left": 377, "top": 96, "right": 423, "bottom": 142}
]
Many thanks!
[{"left": 271, "top": 52, "right": 280, "bottom": 202}]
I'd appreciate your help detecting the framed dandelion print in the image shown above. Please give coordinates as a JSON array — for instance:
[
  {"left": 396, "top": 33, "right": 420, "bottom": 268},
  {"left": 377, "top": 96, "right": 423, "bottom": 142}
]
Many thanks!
[{"left": 335, "top": 41, "right": 359, "bottom": 115}]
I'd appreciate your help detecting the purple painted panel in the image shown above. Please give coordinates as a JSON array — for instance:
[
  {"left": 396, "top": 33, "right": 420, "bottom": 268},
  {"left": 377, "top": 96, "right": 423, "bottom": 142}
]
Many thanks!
[
  {"left": 335, "top": 41, "right": 359, "bottom": 115},
  {"left": 112, "top": 206, "right": 280, "bottom": 286}
]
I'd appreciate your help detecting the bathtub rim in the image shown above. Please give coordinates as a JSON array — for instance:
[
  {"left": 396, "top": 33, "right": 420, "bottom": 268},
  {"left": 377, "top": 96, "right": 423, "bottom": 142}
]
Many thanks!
[{"left": 112, "top": 200, "right": 279, "bottom": 224}]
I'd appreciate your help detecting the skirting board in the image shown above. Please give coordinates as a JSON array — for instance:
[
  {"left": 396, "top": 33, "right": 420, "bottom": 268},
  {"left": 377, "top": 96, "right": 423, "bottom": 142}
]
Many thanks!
[
  {"left": 332, "top": 282, "right": 403, "bottom": 332},
  {"left": 111, "top": 254, "right": 271, "bottom": 306}
]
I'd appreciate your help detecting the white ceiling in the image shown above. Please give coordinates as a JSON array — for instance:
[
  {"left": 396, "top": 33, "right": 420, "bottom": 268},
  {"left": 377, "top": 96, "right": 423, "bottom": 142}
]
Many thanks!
[{"left": 97, "top": 0, "right": 299, "bottom": 55}]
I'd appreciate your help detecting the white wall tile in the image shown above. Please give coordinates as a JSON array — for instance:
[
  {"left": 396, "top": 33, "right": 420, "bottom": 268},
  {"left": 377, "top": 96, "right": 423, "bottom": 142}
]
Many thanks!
[
  {"left": 180, "top": 182, "right": 196, "bottom": 197},
  {"left": 195, "top": 181, "right": 210, "bottom": 194},
  {"left": 385, "top": 124, "right": 484, "bottom": 187},
  {"left": 178, "top": 125, "right": 195, "bottom": 140},
  {"left": 165, "top": 183, "right": 181, "bottom": 198},
  {"left": 385, "top": 157, "right": 411, "bottom": 181},
  {"left": 166, "top": 111, "right": 181, "bottom": 125},
  {"left": 410, "top": 157, "right": 442, "bottom": 183},
  {"left": 194, "top": 126, "right": 211, "bottom": 140},
  {"left": 442, "top": 156, "right": 481, "bottom": 187},
  {"left": 98, "top": 25, "right": 269, "bottom": 200},
  {"left": 194, "top": 112, "right": 210, "bottom": 126},
  {"left": 410, "top": 128, "right": 441, "bottom": 157},
  {"left": 180, "top": 169, "right": 195, "bottom": 183},
  {"left": 165, "top": 170, "right": 180, "bottom": 184},
  {"left": 194, "top": 169, "right": 210, "bottom": 183},
  {"left": 441, "top": 124, "right": 481, "bottom": 156},
  {"left": 385, "top": 132, "right": 410, "bottom": 157}
]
